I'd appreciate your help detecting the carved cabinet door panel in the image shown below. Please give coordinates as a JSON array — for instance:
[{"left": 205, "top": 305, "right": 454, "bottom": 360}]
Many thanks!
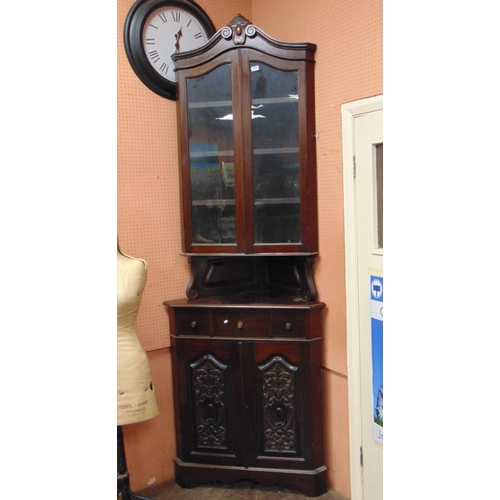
[
  {"left": 174, "top": 338, "right": 246, "bottom": 466},
  {"left": 242, "top": 340, "right": 324, "bottom": 470},
  {"left": 172, "top": 335, "right": 324, "bottom": 474}
]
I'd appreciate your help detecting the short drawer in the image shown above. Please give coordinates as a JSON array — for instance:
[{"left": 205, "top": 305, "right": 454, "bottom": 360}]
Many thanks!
[
  {"left": 272, "top": 310, "right": 306, "bottom": 338},
  {"left": 212, "top": 309, "right": 272, "bottom": 338},
  {"left": 175, "top": 309, "right": 211, "bottom": 336}
]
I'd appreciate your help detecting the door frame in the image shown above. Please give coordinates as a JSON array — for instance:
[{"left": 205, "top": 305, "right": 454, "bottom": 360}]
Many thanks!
[{"left": 341, "top": 94, "right": 383, "bottom": 500}]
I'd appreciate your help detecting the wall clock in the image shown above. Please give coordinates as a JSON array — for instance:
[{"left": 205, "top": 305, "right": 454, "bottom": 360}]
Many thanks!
[{"left": 124, "top": 0, "right": 216, "bottom": 100}]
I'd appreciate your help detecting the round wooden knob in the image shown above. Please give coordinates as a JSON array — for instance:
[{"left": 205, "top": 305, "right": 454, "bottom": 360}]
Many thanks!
[
  {"left": 190, "top": 321, "right": 197, "bottom": 329},
  {"left": 237, "top": 321, "right": 243, "bottom": 329},
  {"left": 285, "top": 322, "right": 292, "bottom": 330}
]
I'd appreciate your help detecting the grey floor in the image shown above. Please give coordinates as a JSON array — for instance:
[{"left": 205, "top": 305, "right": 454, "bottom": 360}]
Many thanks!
[{"left": 133, "top": 478, "right": 348, "bottom": 500}]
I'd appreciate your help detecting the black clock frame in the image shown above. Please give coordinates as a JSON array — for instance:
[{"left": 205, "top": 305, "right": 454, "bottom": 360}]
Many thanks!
[{"left": 123, "top": 0, "right": 216, "bottom": 100}]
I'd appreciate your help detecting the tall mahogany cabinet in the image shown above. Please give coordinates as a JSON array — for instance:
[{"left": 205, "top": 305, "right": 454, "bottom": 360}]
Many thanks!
[{"left": 164, "top": 15, "right": 326, "bottom": 497}]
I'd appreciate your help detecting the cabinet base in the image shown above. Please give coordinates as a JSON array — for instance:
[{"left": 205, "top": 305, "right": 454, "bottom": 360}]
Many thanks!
[{"left": 174, "top": 458, "right": 327, "bottom": 497}]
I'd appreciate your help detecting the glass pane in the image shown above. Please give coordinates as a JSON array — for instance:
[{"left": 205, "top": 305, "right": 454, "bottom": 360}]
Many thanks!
[
  {"left": 250, "top": 63, "right": 300, "bottom": 244},
  {"left": 376, "top": 143, "right": 383, "bottom": 249},
  {"left": 187, "top": 64, "right": 236, "bottom": 245}
]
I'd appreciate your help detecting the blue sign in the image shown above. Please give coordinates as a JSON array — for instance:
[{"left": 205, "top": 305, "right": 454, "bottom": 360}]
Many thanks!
[{"left": 370, "top": 274, "right": 383, "bottom": 445}]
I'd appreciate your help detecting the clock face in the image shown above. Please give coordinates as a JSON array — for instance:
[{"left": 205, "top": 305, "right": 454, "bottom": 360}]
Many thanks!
[
  {"left": 142, "top": 7, "right": 209, "bottom": 83},
  {"left": 123, "top": 0, "right": 216, "bottom": 99}
]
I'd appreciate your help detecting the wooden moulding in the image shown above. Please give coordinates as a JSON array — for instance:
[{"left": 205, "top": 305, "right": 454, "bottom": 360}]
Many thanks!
[{"left": 174, "top": 458, "right": 328, "bottom": 497}]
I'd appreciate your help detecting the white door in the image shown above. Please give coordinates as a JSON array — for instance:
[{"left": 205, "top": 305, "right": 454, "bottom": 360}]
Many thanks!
[{"left": 342, "top": 96, "right": 383, "bottom": 500}]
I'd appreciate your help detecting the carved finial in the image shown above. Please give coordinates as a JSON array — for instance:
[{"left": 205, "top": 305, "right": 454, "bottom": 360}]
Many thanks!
[{"left": 221, "top": 14, "right": 257, "bottom": 45}]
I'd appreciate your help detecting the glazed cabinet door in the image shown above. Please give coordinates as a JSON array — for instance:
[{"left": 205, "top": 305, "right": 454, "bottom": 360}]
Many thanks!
[
  {"left": 240, "top": 51, "right": 317, "bottom": 254},
  {"left": 173, "top": 338, "right": 246, "bottom": 466},
  {"left": 178, "top": 52, "right": 246, "bottom": 254},
  {"left": 176, "top": 43, "right": 317, "bottom": 256}
]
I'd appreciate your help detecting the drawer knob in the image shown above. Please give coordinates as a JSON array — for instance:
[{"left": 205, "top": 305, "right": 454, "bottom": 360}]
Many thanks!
[
  {"left": 190, "top": 321, "right": 197, "bottom": 329},
  {"left": 285, "top": 322, "right": 292, "bottom": 330},
  {"left": 237, "top": 321, "right": 243, "bottom": 329}
]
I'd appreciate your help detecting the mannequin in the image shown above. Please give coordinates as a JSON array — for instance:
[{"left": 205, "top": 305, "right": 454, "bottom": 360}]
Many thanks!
[
  {"left": 117, "top": 243, "right": 158, "bottom": 500},
  {"left": 117, "top": 244, "right": 159, "bottom": 424}
]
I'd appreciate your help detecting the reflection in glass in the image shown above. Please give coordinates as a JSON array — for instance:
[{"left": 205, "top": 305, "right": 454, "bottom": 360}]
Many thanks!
[
  {"left": 250, "top": 63, "right": 300, "bottom": 244},
  {"left": 187, "top": 64, "right": 236, "bottom": 244}
]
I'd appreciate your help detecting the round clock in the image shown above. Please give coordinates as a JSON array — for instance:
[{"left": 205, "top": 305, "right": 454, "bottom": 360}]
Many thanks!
[{"left": 124, "top": 0, "right": 216, "bottom": 100}]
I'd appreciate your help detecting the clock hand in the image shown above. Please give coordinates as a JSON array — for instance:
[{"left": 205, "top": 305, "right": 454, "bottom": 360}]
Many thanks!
[{"left": 174, "top": 27, "right": 183, "bottom": 53}]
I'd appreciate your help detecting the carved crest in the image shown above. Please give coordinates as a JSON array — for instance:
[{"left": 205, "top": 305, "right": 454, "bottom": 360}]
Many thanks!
[{"left": 221, "top": 14, "right": 257, "bottom": 45}]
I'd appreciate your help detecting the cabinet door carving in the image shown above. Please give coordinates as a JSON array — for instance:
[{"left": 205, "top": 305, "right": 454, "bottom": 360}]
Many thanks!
[
  {"left": 259, "top": 355, "right": 298, "bottom": 453},
  {"left": 191, "top": 354, "right": 228, "bottom": 449},
  {"left": 175, "top": 339, "right": 245, "bottom": 466}
]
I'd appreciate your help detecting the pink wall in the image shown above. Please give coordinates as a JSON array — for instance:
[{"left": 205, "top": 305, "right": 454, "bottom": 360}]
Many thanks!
[{"left": 117, "top": 0, "right": 382, "bottom": 497}]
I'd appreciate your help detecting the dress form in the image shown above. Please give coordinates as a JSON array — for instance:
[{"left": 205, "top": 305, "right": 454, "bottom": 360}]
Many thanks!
[
  {"left": 117, "top": 246, "right": 159, "bottom": 424},
  {"left": 117, "top": 244, "right": 158, "bottom": 500}
]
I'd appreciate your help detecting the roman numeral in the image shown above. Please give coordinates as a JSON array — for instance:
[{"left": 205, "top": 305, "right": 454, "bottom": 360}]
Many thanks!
[
  {"left": 187, "top": 19, "right": 192, "bottom": 27},
  {"left": 158, "top": 12, "right": 168, "bottom": 23},
  {"left": 145, "top": 38, "right": 155, "bottom": 45},
  {"left": 194, "top": 32, "right": 202, "bottom": 39},
  {"left": 148, "top": 50, "right": 161, "bottom": 64},
  {"left": 159, "top": 63, "right": 169, "bottom": 74},
  {"left": 149, "top": 23, "right": 158, "bottom": 30},
  {"left": 171, "top": 11, "right": 180, "bottom": 22}
]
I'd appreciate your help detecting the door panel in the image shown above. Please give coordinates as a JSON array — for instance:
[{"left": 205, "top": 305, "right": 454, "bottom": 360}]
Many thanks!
[
  {"left": 174, "top": 339, "right": 245, "bottom": 466},
  {"left": 186, "top": 63, "right": 236, "bottom": 246},
  {"left": 354, "top": 109, "right": 383, "bottom": 500},
  {"left": 239, "top": 50, "right": 315, "bottom": 254},
  {"left": 245, "top": 341, "right": 321, "bottom": 470}
]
